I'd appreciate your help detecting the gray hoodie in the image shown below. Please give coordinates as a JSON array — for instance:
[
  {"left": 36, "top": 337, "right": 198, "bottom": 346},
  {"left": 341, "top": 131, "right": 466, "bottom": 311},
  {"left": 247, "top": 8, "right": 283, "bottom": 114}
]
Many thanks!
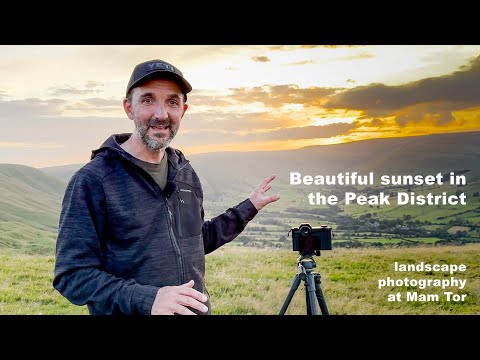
[{"left": 53, "top": 133, "right": 258, "bottom": 315}]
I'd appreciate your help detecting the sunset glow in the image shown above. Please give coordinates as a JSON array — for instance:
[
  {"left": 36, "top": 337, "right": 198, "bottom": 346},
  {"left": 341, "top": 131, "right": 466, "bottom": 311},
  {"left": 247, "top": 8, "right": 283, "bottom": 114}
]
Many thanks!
[{"left": 0, "top": 45, "right": 479, "bottom": 167}]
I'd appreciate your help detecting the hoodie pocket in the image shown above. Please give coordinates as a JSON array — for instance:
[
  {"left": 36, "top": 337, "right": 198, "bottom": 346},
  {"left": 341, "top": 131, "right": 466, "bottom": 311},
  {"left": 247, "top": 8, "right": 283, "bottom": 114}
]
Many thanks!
[
  {"left": 181, "top": 234, "right": 205, "bottom": 274},
  {"left": 176, "top": 187, "right": 202, "bottom": 238}
]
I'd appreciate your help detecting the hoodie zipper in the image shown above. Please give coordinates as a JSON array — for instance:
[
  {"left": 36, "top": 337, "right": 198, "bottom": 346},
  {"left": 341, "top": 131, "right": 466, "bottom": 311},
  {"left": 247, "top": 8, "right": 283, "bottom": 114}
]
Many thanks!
[
  {"left": 118, "top": 153, "right": 187, "bottom": 284},
  {"left": 175, "top": 187, "right": 183, "bottom": 238},
  {"left": 164, "top": 160, "right": 189, "bottom": 284},
  {"left": 164, "top": 195, "right": 186, "bottom": 283}
]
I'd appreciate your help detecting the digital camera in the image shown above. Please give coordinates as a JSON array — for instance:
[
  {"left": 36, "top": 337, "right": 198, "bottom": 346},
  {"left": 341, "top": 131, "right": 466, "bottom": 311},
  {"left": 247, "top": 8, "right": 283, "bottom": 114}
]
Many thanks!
[{"left": 291, "top": 223, "right": 333, "bottom": 254}]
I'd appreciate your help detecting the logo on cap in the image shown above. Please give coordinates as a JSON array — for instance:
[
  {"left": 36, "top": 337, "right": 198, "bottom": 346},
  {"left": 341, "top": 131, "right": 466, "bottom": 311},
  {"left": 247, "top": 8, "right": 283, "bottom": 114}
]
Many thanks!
[
  {"left": 147, "top": 62, "right": 177, "bottom": 73},
  {"left": 126, "top": 59, "right": 192, "bottom": 97}
]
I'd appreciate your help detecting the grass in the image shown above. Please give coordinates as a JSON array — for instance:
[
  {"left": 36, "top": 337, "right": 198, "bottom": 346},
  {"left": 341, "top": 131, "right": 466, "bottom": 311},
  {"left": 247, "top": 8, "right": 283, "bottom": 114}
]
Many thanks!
[
  {"left": 1, "top": 243, "right": 478, "bottom": 315},
  {"left": 206, "top": 243, "right": 479, "bottom": 315},
  {"left": 340, "top": 182, "right": 480, "bottom": 223},
  {"left": 0, "top": 222, "right": 57, "bottom": 255},
  {"left": 0, "top": 253, "right": 87, "bottom": 314}
]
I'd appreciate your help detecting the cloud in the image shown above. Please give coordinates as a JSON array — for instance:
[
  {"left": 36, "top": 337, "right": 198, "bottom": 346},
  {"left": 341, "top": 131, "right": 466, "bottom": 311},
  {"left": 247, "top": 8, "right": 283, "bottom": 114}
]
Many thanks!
[
  {"left": 395, "top": 104, "right": 456, "bottom": 127},
  {"left": 64, "top": 98, "right": 122, "bottom": 113},
  {"left": 183, "top": 111, "right": 289, "bottom": 132},
  {"left": 188, "top": 93, "right": 236, "bottom": 107},
  {"left": 324, "top": 54, "right": 480, "bottom": 126},
  {"left": 364, "top": 118, "right": 385, "bottom": 128},
  {"left": 227, "top": 85, "right": 337, "bottom": 108},
  {"left": 0, "top": 96, "right": 122, "bottom": 119},
  {"left": 0, "top": 98, "right": 66, "bottom": 117},
  {"left": 287, "top": 60, "right": 317, "bottom": 66},
  {"left": 268, "top": 45, "right": 362, "bottom": 51},
  {"left": 322, "top": 45, "right": 364, "bottom": 49},
  {"left": 85, "top": 81, "right": 103, "bottom": 89},
  {"left": 285, "top": 52, "right": 374, "bottom": 66},
  {"left": 49, "top": 81, "right": 104, "bottom": 96},
  {"left": 251, "top": 56, "right": 270, "bottom": 62},
  {"left": 0, "top": 114, "right": 133, "bottom": 166},
  {"left": 176, "top": 122, "right": 355, "bottom": 146},
  {"left": 75, "top": 45, "right": 262, "bottom": 78},
  {"left": 81, "top": 98, "right": 121, "bottom": 107},
  {"left": 254, "top": 123, "right": 355, "bottom": 141}
]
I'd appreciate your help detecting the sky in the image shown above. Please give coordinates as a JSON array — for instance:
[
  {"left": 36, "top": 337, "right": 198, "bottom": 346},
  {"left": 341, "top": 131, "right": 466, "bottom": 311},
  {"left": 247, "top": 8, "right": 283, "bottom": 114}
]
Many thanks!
[{"left": 1, "top": 45, "right": 479, "bottom": 168}]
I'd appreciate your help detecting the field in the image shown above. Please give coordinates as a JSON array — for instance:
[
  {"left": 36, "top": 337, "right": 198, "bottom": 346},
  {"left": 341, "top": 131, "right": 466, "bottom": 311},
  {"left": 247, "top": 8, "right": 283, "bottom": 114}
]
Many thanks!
[{"left": 1, "top": 243, "right": 478, "bottom": 315}]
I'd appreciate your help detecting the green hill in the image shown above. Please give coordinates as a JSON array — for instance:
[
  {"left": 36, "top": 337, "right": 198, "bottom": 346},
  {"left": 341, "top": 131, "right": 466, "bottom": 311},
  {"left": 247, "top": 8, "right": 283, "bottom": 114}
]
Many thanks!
[
  {"left": 0, "top": 222, "right": 57, "bottom": 255},
  {"left": 0, "top": 164, "right": 66, "bottom": 253},
  {"left": 39, "top": 163, "right": 83, "bottom": 184}
]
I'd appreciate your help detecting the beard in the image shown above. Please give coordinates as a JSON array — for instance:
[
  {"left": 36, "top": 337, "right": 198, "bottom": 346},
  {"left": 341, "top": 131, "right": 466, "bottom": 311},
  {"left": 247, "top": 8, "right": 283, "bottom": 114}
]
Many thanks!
[{"left": 134, "top": 117, "right": 179, "bottom": 151}]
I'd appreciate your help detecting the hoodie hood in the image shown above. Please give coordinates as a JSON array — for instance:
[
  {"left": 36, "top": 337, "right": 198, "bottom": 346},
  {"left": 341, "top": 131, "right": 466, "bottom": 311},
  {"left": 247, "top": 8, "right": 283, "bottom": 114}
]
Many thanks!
[{"left": 91, "top": 133, "right": 188, "bottom": 169}]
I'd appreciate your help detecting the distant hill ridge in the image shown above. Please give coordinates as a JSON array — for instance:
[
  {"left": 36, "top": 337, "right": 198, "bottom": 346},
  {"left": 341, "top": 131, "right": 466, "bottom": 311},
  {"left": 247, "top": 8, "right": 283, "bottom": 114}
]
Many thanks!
[
  {"left": 1, "top": 131, "right": 479, "bottom": 253},
  {"left": 38, "top": 131, "right": 480, "bottom": 200}
]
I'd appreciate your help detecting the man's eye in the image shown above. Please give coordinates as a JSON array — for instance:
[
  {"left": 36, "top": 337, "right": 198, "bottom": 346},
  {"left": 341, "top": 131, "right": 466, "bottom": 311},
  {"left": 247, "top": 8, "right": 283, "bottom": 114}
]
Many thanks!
[{"left": 142, "top": 98, "right": 153, "bottom": 104}]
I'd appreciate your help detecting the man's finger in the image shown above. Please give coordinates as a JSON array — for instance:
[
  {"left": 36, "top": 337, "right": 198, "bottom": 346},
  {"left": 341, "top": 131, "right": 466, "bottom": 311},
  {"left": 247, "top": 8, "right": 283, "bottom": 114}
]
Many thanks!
[
  {"left": 259, "top": 174, "right": 276, "bottom": 189},
  {"left": 263, "top": 184, "right": 272, "bottom": 193},
  {"left": 179, "top": 295, "right": 209, "bottom": 313},
  {"left": 264, "top": 194, "right": 280, "bottom": 204},
  {"left": 178, "top": 287, "right": 208, "bottom": 302},
  {"left": 180, "top": 280, "right": 195, "bottom": 288},
  {"left": 173, "top": 304, "right": 196, "bottom": 315}
]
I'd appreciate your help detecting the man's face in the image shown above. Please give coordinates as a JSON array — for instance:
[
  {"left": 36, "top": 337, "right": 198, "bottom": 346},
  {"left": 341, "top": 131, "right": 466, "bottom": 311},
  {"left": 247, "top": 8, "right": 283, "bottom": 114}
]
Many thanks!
[{"left": 124, "top": 78, "right": 188, "bottom": 150}]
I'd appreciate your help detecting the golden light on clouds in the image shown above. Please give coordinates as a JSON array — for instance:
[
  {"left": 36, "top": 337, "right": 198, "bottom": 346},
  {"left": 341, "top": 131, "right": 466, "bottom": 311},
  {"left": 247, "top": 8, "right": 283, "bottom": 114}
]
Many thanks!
[
  {"left": 311, "top": 115, "right": 358, "bottom": 126},
  {"left": 180, "top": 136, "right": 351, "bottom": 156},
  {"left": 0, "top": 45, "right": 479, "bottom": 167}
]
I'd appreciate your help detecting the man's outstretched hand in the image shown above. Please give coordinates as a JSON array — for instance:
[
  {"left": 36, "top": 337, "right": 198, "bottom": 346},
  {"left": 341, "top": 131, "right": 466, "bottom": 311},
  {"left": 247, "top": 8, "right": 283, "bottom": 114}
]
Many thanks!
[{"left": 249, "top": 174, "right": 280, "bottom": 211}]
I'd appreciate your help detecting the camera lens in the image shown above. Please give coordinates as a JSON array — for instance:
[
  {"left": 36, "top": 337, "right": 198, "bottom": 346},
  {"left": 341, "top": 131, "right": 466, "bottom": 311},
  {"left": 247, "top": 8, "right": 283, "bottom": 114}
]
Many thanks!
[{"left": 299, "top": 225, "right": 311, "bottom": 236}]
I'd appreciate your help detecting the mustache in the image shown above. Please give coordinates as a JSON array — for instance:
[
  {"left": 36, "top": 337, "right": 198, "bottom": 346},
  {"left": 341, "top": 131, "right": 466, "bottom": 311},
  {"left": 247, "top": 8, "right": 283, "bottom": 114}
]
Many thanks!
[{"left": 148, "top": 118, "right": 171, "bottom": 128}]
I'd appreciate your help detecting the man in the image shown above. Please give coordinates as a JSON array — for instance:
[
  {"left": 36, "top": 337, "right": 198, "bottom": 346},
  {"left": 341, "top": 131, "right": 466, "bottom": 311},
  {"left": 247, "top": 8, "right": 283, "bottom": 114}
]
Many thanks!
[{"left": 53, "top": 59, "right": 280, "bottom": 315}]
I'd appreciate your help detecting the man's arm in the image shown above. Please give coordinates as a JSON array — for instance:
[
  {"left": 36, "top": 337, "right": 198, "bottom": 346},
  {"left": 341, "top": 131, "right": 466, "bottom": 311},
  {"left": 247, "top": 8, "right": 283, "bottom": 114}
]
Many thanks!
[
  {"left": 53, "top": 169, "right": 159, "bottom": 315},
  {"left": 202, "top": 175, "right": 280, "bottom": 254}
]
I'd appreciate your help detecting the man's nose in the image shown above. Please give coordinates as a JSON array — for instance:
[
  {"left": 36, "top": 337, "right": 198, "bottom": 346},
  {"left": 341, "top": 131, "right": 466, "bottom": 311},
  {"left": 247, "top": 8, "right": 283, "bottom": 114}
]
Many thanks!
[{"left": 153, "top": 103, "right": 168, "bottom": 118}]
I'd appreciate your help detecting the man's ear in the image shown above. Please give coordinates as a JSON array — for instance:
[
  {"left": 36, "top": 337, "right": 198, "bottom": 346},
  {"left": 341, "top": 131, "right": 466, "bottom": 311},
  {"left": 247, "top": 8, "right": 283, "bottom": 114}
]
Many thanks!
[
  {"left": 123, "top": 98, "right": 134, "bottom": 120},
  {"left": 183, "top": 103, "right": 188, "bottom": 116}
]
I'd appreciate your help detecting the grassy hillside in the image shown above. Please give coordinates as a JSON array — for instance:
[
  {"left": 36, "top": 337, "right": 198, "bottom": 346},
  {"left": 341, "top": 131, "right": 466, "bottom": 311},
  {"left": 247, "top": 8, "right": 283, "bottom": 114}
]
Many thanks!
[
  {"left": 0, "top": 222, "right": 57, "bottom": 255},
  {"left": 1, "top": 244, "right": 478, "bottom": 315},
  {"left": 0, "top": 164, "right": 65, "bottom": 231},
  {"left": 0, "top": 164, "right": 65, "bottom": 252}
]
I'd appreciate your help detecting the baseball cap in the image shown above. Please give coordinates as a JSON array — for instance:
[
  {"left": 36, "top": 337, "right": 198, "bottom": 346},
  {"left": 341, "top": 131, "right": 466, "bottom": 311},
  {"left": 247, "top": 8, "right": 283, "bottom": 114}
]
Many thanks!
[{"left": 126, "top": 59, "right": 192, "bottom": 97}]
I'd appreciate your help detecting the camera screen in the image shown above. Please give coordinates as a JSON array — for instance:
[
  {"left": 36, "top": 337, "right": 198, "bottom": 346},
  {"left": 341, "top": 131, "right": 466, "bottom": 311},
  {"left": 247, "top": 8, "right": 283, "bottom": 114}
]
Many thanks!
[{"left": 301, "top": 236, "right": 316, "bottom": 253}]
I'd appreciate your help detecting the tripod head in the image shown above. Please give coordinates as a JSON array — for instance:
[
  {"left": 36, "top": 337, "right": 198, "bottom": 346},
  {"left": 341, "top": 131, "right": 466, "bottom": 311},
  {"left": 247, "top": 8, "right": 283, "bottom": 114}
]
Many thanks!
[
  {"left": 298, "top": 249, "right": 321, "bottom": 257},
  {"left": 295, "top": 253, "right": 318, "bottom": 279}
]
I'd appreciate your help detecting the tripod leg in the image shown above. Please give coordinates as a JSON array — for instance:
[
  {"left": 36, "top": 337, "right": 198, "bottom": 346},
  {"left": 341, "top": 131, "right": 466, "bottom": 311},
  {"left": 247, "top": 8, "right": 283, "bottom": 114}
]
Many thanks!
[
  {"left": 305, "top": 273, "right": 318, "bottom": 315},
  {"left": 314, "top": 273, "right": 330, "bottom": 315},
  {"left": 305, "top": 282, "right": 311, "bottom": 315},
  {"left": 279, "top": 274, "right": 302, "bottom": 315}
]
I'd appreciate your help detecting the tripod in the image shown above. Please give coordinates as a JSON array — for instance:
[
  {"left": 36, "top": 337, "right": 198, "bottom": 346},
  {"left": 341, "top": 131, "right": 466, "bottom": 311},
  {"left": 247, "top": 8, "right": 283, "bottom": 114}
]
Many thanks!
[{"left": 279, "top": 251, "right": 329, "bottom": 315}]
